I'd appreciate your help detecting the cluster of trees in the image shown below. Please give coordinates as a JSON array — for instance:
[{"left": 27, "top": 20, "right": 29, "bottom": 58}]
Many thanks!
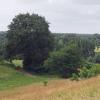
[{"left": 0, "top": 13, "right": 100, "bottom": 77}]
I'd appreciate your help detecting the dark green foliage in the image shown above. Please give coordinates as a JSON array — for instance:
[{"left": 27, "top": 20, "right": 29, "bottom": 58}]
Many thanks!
[
  {"left": 79, "top": 67, "right": 93, "bottom": 78},
  {"left": 44, "top": 43, "right": 83, "bottom": 78},
  {"left": 93, "top": 34, "right": 100, "bottom": 46},
  {"left": 0, "top": 32, "right": 7, "bottom": 59},
  {"left": 71, "top": 63, "right": 100, "bottom": 80},
  {"left": 89, "top": 53, "right": 100, "bottom": 63},
  {"left": 6, "top": 13, "right": 53, "bottom": 71},
  {"left": 77, "top": 39, "right": 95, "bottom": 58},
  {"left": 94, "top": 53, "right": 100, "bottom": 63},
  {"left": 53, "top": 33, "right": 97, "bottom": 59},
  {"left": 82, "top": 61, "right": 94, "bottom": 69}
]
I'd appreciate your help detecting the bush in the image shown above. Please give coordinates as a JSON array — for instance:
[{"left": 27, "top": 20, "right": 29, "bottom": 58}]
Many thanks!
[
  {"left": 78, "top": 64, "right": 100, "bottom": 79},
  {"left": 43, "top": 81, "right": 48, "bottom": 86},
  {"left": 70, "top": 63, "right": 100, "bottom": 80},
  {"left": 71, "top": 73, "right": 79, "bottom": 81},
  {"left": 91, "top": 64, "right": 100, "bottom": 75},
  {"left": 94, "top": 53, "right": 100, "bottom": 63},
  {"left": 79, "top": 67, "right": 92, "bottom": 78},
  {"left": 82, "top": 61, "right": 93, "bottom": 69},
  {"left": 44, "top": 43, "right": 83, "bottom": 78}
]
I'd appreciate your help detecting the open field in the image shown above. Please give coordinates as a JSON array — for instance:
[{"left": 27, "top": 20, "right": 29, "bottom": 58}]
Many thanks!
[{"left": 0, "top": 76, "right": 99, "bottom": 100}]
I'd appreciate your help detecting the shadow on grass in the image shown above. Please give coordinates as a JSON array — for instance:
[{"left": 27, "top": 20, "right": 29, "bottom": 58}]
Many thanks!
[{"left": 0, "top": 60, "right": 16, "bottom": 69}]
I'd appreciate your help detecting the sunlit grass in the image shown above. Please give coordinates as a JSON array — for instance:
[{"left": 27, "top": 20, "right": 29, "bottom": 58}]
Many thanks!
[
  {"left": 12, "top": 60, "right": 23, "bottom": 67},
  {"left": 0, "top": 60, "right": 57, "bottom": 91}
]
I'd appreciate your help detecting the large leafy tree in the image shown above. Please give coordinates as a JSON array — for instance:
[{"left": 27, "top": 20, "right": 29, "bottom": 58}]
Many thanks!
[{"left": 6, "top": 13, "right": 53, "bottom": 71}]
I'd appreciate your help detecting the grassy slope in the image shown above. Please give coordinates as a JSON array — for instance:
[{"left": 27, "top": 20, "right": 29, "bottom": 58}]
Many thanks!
[
  {"left": 0, "top": 76, "right": 99, "bottom": 100},
  {"left": 0, "top": 60, "right": 100, "bottom": 99},
  {"left": 0, "top": 61, "right": 57, "bottom": 91}
]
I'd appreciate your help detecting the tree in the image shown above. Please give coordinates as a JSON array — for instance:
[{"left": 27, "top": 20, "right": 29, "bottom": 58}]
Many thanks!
[
  {"left": 44, "top": 43, "right": 83, "bottom": 77},
  {"left": 6, "top": 13, "right": 53, "bottom": 71},
  {"left": 53, "top": 33, "right": 95, "bottom": 58},
  {"left": 74, "top": 38, "right": 95, "bottom": 58}
]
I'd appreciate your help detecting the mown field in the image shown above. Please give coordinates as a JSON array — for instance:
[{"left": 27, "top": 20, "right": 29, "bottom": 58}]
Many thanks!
[{"left": 0, "top": 60, "right": 100, "bottom": 100}]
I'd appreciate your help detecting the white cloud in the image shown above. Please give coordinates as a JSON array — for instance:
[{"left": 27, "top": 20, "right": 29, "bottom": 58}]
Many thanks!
[
  {"left": 48, "top": 0, "right": 53, "bottom": 4},
  {"left": 74, "top": 0, "right": 100, "bottom": 5}
]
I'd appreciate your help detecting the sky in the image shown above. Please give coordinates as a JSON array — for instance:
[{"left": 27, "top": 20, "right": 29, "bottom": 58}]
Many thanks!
[{"left": 0, "top": 0, "right": 100, "bottom": 33}]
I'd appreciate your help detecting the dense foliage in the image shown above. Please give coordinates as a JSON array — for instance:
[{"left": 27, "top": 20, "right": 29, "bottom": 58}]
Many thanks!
[
  {"left": 44, "top": 43, "right": 83, "bottom": 77},
  {"left": 71, "top": 63, "right": 100, "bottom": 80},
  {"left": 0, "top": 32, "right": 7, "bottom": 59},
  {"left": 53, "top": 33, "right": 95, "bottom": 58},
  {"left": 6, "top": 13, "right": 53, "bottom": 71}
]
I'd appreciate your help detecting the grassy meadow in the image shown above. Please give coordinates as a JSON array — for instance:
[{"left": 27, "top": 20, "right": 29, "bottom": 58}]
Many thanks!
[{"left": 0, "top": 60, "right": 58, "bottom": 91}]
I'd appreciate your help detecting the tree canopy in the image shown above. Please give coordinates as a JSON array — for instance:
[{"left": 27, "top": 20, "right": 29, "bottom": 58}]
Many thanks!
[{"left": 6, "top": 13, "right": 53, "bottom": 71}]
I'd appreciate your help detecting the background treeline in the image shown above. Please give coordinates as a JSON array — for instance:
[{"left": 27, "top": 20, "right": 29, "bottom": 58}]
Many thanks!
[
  {"left": 0, "top": 32, "right": 100, "bottom": 58},
  {"left": 1, "top": 32, "right": 100, "bottom": 60},
  {"left": 0, "top": 31, "right": 100, "bottom": 63}
]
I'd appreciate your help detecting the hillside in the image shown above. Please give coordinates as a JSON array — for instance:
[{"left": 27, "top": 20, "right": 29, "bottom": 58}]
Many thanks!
[
  {"left": 0, "top": 60, "right": 56, "bottom": 90},
  {"left": 0, "top": 60, "right": 100, "bottom": 100},
  {"left": 0, "top": 75, "right": 100, "bottom": 100}
]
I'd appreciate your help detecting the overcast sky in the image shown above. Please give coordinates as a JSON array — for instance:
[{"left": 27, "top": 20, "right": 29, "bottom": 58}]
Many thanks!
[{"left": 0, "top": 0, "right": 100, "bottom": 33}]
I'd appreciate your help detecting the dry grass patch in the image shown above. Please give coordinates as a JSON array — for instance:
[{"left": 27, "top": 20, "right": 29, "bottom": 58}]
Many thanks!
[{"left": 0, "top": 76, "right": 100, "bottom": 100}]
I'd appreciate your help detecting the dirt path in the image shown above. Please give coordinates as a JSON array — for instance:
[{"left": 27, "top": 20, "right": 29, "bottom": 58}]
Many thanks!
[{"left": 0, "top": 76, "right": 100, "bottom": 100}]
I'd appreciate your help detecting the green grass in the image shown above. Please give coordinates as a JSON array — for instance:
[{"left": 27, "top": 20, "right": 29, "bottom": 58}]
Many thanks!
[{"left": 0, "top": 60, "right": 57, "bottom": 91}]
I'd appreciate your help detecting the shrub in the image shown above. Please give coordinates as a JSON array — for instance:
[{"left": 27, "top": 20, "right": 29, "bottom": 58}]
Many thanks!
[
  {"left": 71, "top": 73, "right": 79, "bottom": 81},
  {"left": 91, "top": 64, "right": 100, "bottom": 75},
  {"left": 43, "top": 81, "right": 48, "bottom": 86},
  {"left": 79, "top": 67, "right": 92, "bottom": 78},
  {"left": 78, "top": 64, "right": 100, "bottom": 79},
  {"left": 70, "top": 63, "right": 100, "bottom": 80},
  {"left": 82, "top": 61, "right": 93, "bottom": 69},
  {"left": 87, "top": 56, "right": 95, "bottom": 63}
]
